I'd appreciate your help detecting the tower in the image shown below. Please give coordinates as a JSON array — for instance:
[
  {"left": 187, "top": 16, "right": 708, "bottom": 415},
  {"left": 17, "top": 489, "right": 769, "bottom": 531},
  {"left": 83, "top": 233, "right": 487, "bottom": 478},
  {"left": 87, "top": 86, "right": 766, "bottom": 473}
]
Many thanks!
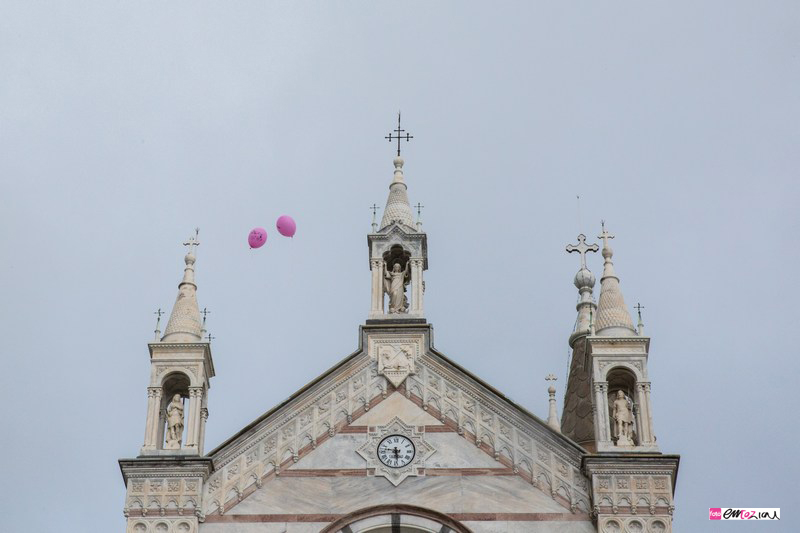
[
  {"left": 367, "top": 155, "right": 428, "bottom": 321},
  {"left": 562, "top": 225, "right": 679, "bottom": 531},
  {"left": 119, "top": 232, "right": 215, "bottom": 532}
]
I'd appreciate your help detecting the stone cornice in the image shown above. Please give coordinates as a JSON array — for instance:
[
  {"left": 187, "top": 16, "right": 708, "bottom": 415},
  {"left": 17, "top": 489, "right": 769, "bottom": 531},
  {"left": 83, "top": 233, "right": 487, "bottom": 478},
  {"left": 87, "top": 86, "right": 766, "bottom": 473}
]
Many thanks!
[
  {"left": 582, "top": 454, "right": 680, "bottom": 494},
  {"left": 588, "top": 335, "right": 650, "bottom": 351},
  {"left": 148, "top": 342, "right": 215, "bottom": 378},
  {"left": 119, "top": 457, "right": 214, "bottom": 485}
]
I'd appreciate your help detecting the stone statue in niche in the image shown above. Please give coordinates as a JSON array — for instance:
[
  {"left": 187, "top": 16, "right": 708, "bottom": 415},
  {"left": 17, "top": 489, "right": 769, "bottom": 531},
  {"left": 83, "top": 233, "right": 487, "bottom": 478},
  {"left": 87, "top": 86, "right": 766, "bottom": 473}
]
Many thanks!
[
  {"left": 164, "top": 394, "right": 185, "bottom": 449},
  {"left": 612, "top": 390, "right": 635, "bottom": 446},
  {"left": 383, "top": 261, "right": 410, "bottom": 313}
]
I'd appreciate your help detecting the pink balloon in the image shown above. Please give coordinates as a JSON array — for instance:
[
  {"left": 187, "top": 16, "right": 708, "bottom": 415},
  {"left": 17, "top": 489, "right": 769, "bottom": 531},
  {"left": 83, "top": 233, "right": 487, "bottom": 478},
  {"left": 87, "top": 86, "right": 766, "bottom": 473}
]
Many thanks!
[
  {"left": 276, "top": 215, "right": 296, "bottom": 238},
  {"left": 248, "top": 227, "right": 267, "bottom": 249}
]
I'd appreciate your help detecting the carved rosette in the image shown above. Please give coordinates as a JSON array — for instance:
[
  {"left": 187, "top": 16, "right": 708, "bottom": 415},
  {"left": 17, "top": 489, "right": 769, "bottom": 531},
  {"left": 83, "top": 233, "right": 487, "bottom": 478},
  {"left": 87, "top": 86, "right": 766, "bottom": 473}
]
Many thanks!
[{"left": 356, "top": 417, "right": 435, "bottom": 486}]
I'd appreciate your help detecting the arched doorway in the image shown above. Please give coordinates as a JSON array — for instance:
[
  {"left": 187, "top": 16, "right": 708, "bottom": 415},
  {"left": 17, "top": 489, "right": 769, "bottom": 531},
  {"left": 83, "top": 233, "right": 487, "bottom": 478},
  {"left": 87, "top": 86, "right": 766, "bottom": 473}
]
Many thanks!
[{"left": 320, "top": 504, "right": 473, "bottom": 533}]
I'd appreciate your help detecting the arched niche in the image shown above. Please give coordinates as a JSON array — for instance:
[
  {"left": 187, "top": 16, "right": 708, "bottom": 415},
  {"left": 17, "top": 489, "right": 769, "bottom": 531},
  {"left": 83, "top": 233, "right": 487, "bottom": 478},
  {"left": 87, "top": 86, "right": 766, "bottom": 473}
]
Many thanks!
[
  {"left": 605, "top": 367, "right": 639, "bottom": 446},
  {"left": 382, "top": 244, "right": 411, "bottom": 271},
  {"left": 157, "top": 371, "right": 190, "bottom": 449}
]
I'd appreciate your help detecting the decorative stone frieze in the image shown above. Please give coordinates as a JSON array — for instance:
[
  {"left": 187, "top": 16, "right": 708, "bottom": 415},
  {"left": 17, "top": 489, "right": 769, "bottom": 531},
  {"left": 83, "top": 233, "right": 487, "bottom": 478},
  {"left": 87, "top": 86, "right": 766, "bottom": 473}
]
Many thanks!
[{"left": 584, "top": 454, "right": 679, "bottom": 532}]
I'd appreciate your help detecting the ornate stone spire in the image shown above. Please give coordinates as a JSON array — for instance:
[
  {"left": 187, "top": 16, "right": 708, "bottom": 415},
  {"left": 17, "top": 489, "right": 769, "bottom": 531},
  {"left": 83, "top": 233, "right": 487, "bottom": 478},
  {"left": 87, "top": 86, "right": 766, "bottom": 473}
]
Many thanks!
[
  {"left": 379, "top": 156, "right": 416, "bottom": 230},
  {"left": 162, "top": 230, "right": 203, "bottom": 343},
  {"left": 546, "top": 374, "right": 561, "bottom": 432},
  {"left": 595, "top": 223, "right": 636, "bottom": 336},
  {"left": 566, "top": 234, "right": 599, "bottom": 347}
]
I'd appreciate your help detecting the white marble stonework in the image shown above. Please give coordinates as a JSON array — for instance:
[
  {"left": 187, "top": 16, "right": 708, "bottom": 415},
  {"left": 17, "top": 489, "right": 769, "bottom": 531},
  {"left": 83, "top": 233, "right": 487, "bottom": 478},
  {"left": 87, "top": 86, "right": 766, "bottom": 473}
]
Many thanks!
[
  {"left": 286, "top": 434, "right": 366, "bottom": 470},
  {"left": 463, "top": 522, "right": 596, "bottom": 533},
  {"left": 424, "top": 432, "right": 500, "bottom": 469},
  {"left": 200, "top": 524, "right": 329, "bottom": 533},
  {"left": 228, "top": 474, "right": 571, "bottom": 515},
  {"left": 356, "top": 392, "right": 441, "bottom": 426}
]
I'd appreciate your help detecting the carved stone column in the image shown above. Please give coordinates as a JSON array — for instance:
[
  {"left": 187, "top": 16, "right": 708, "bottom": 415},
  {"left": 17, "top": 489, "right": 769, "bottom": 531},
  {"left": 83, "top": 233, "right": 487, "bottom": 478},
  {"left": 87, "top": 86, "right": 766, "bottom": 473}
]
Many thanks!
[
  {"left": 370, "top": 259, "right": 384, "bottom": 314},
  {"left": 199, "top": 406, "right": 209, "bottom": 455},
  {"left": 142, "top": 387, "right": 162, "bottom": 451},
  {"left": 410, "top": 258, "right": 424, "bottom": 314},
  {"left": 185, "top": 387, "right": 203, "bottom": 449},
  {"left": 593, "top": 381, "right": 611, "bottom": 445},
  {"left": 635, "top": 383, "right": 650, "bottom": 445},
  {"left": 643, "top": 382, "right": 654, "bottom": 444}
]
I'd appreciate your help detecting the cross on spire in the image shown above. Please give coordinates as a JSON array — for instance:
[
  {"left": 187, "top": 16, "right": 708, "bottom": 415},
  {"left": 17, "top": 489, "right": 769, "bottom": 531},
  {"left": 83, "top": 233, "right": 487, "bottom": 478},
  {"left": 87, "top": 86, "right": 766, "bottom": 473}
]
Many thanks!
[
  {"left": 385, "top": 112, "right": 414, "bottom": 157},
  {"left": 635, "top": 302, "right": 645, "bottom": 320},
  {"left": 414, "top": 203, "right": 424, "bottom": 218},
  {"left": 546, "top": 374, "right": 558, "bottom": 384},
  {"left": 206, "top": 332, "right": 215, "bottom": 343},
  {"left": 566, "top": 234, "right": 599, "bottom": 270},
  {"left": 201, "top": 307, "right": 210, "bottom": 325},
  {"left": 598, "top": 220, "right": 614, "bottom": 249},
  {"left": 183, "top": 228, "right": 200, "bottom": 255},
  {"left": 153, "top": 308, "right": 164, "bottom": 341},
  {"left": 370, "top": 204, "right": 380, "bottom": 232}
]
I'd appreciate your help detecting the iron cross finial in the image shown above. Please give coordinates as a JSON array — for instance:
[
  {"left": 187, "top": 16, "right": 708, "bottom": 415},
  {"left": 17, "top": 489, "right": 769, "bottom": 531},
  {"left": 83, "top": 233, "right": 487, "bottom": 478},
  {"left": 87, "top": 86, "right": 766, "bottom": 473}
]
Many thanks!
[
  {"left": 385, "top": 111, "right": 414, "bottom": 157},
  {"left": 598, "top": 220, "right": 614, "bottom": 249},
  {"left": 414, "top": 203, "right": 424, "bottom": 218},
  {"left": 201, "top": 307, "right": 210, "bottom": 325},
  {"left": 206, "top": 332, "right": 216, "bottom": 343},
  {"left": 183, "top": 228, "right": 200, "bottom": 255},
  {"left": 566, "top": 234, "right": 599, "bottom": 270},
  {"left": 546, "top": 374, "right": 558, "bottom": 383},
  {"left": 370, "top": 204, "right": 380, "bottom": 231},
  {"left": 635, "top": 302, "right": 645, "bottom": 319}
]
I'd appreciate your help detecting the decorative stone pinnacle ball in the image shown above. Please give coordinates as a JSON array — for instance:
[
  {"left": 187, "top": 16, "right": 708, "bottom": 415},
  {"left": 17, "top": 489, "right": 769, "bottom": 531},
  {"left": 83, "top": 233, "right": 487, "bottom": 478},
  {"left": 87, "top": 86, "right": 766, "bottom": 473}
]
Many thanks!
[
  {"left": 574, "top": 268, "right": 596, "bottom": 288},
  {"left": 394, "top": 156, "right": 404, "bottom": 168},
  {"left": 185, "top": 253, "right": 196, "bottom": 265},
  {"left": 602, "top": 247, "right": 613, "bottom": 259},
  {"left": 548, "top": 386, "right": 556, "bottom": 394}
]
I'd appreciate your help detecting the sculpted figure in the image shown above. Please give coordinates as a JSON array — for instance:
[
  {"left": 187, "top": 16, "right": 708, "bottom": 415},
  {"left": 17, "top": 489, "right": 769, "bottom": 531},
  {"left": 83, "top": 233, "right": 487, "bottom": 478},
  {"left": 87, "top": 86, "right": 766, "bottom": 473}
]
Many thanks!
[
  {"left": 165, "top": 394, "right": 184, "bottom": 449},
  {"left": 612, "top": 390, "right": 634, "bottom": 446},
  {"left": 383, "top": 261, "right": 410, "bottom": 313},
  {"left": 379, "top": 346, "right": 412, "bottom": 373}
]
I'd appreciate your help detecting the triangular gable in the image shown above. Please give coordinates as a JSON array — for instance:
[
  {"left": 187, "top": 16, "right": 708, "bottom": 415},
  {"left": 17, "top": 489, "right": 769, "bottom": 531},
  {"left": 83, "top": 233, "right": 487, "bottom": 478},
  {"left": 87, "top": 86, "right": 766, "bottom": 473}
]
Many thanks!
[{"left": 202, "top": 324, "right": 591, "bottom": 517}]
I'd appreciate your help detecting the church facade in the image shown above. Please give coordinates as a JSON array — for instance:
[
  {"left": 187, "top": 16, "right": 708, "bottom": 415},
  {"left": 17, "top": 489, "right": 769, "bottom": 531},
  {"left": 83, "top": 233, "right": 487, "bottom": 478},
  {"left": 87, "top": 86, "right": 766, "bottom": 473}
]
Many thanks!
[{"left": 119, "top": 153, "right": 679, "bottom": 532}]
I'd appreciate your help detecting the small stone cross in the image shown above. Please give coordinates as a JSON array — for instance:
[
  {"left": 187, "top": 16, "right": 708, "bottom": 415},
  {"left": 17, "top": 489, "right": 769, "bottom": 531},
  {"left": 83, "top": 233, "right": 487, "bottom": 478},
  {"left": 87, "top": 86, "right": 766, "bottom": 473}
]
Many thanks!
[
  {"left": 598, "top": 220, "right": 614, "bottom": 250},
  {"left": 566, "top": 234, "right": 599, "bottom": 270},
  {"left": 183, "top": 228, "right": 200, "bottom": 255}
]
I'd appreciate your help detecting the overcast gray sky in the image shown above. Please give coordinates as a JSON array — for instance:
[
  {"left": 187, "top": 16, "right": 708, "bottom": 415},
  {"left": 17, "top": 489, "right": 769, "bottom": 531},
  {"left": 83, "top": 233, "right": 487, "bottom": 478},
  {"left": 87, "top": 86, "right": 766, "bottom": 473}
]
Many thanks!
[{"left": 1, "top": 2, "right": 798, "bottom": 531}]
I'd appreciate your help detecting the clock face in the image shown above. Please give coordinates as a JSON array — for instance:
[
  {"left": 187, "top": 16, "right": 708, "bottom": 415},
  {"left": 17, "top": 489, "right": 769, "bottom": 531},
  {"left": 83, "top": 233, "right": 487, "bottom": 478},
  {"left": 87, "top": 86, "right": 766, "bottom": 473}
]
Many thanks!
[{"left": 377, "top": 434, "right": 415, "bottom": 468}]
